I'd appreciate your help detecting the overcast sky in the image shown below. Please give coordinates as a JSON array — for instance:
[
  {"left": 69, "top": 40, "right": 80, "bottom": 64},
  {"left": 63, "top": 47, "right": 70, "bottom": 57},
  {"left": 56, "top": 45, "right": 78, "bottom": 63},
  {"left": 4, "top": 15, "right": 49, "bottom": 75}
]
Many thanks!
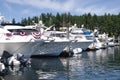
[{"left": 0, "top": 0, "right": 120, "bottom": 22}]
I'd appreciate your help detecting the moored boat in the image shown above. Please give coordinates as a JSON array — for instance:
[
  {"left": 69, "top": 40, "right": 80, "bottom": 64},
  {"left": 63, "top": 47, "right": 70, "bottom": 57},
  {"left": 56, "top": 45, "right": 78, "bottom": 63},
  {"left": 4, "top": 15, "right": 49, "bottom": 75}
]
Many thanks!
[
  {"left": 69, "top": 24, "right": 93, "bottom": 52},
  {"left": 0, "top": 23, "right": 44, "bottom": 58},
  {"left": 32, "top": 31, "right": 71, "bottom": 56}
]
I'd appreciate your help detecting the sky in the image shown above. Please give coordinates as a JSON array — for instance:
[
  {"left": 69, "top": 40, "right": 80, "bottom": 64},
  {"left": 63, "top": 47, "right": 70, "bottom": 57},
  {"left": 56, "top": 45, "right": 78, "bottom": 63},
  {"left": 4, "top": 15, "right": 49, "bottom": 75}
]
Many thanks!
[{"left": 0, "top": 0, "right": 120, "bottom": 22}]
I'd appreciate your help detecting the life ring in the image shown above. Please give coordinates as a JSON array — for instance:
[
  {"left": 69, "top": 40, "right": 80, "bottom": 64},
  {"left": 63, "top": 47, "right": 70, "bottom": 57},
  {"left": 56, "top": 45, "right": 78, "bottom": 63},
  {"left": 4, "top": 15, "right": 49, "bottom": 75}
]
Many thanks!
[{"left": 19, "top": 32, "right": 26, "bottom": 36}]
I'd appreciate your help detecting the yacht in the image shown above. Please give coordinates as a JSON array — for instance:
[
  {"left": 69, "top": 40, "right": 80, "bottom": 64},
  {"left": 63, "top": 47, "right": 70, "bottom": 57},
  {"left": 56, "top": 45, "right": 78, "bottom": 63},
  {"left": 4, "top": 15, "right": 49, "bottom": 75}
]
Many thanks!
[
  {"left": 0, "top": 24, "right": 44, "bottom": 58},
  {"left": 32, "top": 31, "right": 71, "bottom": 56},
  {"left": 69, "top": 25, "right": 93, "bottom": 52}
]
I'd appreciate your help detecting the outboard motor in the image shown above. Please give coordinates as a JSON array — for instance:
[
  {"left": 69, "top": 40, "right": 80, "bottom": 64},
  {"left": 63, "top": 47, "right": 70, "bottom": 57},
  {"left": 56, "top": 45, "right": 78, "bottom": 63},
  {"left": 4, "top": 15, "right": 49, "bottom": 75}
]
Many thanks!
[
  {"left": 1, "top": 51, "right": 13, "bottom": 66},
  {"left": 1, "top": 51, "right": 20, "bottom": 66},
  {"left": 17, "top": 53, "right": 31, "bottom": 66}
]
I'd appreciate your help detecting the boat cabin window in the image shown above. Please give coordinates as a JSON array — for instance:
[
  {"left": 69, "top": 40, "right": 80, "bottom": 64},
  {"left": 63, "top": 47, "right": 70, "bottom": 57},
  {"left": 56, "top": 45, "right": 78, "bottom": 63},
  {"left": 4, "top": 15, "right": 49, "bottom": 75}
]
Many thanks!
[
  {"left": 86, "top": 36, "right": 94, "bottom": 40},
  {"left": 50, "top": 33, "right": 66, "bottom": 37},
  {"left": 71, "top": 33, "right": 84, "bottom": 35},
  {"left": 8, "top": 29, "right": 38, "bottom": 35}
]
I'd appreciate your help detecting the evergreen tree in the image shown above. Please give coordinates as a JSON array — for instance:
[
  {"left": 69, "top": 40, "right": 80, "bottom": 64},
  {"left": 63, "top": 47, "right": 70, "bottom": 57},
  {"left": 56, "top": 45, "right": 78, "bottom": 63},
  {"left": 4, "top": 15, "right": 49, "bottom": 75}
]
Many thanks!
[
  {"left": 12, "top": 18, "right": 16, "bottom": 24},
  {"left": 19, "top": 12, "right": 120, "bottom": 37}
]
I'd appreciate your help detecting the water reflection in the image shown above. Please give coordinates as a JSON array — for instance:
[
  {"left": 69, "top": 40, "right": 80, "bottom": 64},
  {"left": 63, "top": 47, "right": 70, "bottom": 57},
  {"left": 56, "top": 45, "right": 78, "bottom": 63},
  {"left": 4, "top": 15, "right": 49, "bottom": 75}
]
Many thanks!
[
  {"left": 31, "top": 57, "right": 66, "bottom": 80},
  {"left": 62, "top": 46, "right": 120, "bottom": 80},
  {"left": 3, "top": 64, "right": 36, "bottom": 80},
  {"left": 1, "top": 46, "right": 120, "bottom": 80}
]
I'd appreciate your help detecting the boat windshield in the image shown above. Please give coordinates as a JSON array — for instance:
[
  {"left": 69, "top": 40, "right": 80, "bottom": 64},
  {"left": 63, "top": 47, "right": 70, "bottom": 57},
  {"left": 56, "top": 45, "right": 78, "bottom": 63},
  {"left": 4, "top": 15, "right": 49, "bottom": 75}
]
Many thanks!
[
  {"left": 71, "top": 33, "right": 84, "bottom": 35},
  {"left": 50, "top": 33, "right": 67, "bottom": 37},
  {"left": 8, "top": 29, "right": 38, "bottom": 35},
  {"left": 86, "top": 36, "right": 94, "bottom": 40}
]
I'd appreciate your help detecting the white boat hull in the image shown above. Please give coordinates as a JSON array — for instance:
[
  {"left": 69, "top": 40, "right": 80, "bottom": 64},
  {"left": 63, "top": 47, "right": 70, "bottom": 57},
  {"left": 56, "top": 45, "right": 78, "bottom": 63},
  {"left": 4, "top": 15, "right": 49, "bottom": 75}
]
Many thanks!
[
  {"left": 70, "top": 41, "right": 92, "bottom": 51},
  {"left": 108, "top": 42, "right": 115, "bottom": 47},
  {"left": 32, "top": 41, "right": 70, "bottom": 56},
  {"left": 94, "top": 42, "right": 107, "bottom": 49},
  {"left": 0, "top": 41, "right": 44, "bottom": 58}
]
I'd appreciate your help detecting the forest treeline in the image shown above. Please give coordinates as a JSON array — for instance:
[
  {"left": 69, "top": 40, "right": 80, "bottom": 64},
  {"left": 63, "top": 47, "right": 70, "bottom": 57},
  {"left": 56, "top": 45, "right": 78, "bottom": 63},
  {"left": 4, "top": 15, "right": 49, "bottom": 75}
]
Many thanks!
[{"left": 11, "top": 12, "right": 120, "bottom": 37}]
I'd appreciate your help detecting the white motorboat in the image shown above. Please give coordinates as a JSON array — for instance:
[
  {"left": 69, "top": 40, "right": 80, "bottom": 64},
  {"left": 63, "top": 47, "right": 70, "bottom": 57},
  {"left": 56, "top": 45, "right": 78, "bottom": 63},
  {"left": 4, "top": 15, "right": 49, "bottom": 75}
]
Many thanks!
[
  {"left": 88, "top": 29, "right": 108, "bottom": 50},
  {"left": 69, "top": 26, "right": 93, "bottom": 52},
  {"left": 94, "top": 37, "right": 107, "bottom": 49},
  {"left": 107, "top": 37, "right": 115, "bottom": 47},
  {"left": 32, "top": 31, "right": 71, "bottom": 56},
  {"left": 0, "top": 24, "right": 44, "bottom": 58},
  {"left": 88, "top": 37, "right": 108, "bottom": 50}
]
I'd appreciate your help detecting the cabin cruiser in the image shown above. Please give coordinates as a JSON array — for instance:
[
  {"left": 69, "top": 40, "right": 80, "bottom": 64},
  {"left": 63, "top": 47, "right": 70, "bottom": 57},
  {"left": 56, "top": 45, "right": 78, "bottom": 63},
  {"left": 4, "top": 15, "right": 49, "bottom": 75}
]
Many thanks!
[
  {"left": 32, "top": 31, "right": 71, "bottom": 56},
  {"left": 0, "top": 24, "right": 44, "bottom": 58},
  {"left": 69, "top": 26, "right": 93, "bottom": 52}
]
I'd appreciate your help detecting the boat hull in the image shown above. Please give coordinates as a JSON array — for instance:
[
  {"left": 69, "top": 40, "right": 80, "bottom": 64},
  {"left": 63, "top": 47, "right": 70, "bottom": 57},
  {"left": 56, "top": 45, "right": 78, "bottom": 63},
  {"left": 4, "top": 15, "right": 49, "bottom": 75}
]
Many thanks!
[
  {"left": 0, "top": 41, "right": 44, "bottom": 58},
  {"left": 70, "top": 41, "right": 92, "bottom": 51},
  {"left": 94, "top": 42, "right": 107, "bottom": 49},
  {"left": 32, "top": 41, "right": 70, "bottom": 56}
]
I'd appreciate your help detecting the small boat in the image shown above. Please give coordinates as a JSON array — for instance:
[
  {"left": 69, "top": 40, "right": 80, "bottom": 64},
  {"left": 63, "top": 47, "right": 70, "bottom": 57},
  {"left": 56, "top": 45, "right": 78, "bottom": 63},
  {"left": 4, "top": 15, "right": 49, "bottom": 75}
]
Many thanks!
[
  {"left": 94, "top": 38, "right": 107, "bottom": 49},
  {"left": 88, "top": 29, "right": 108, "bottom": 50},
  {"left": 0, "top": 23, "right": 44, "bottom": 58},
  {"left": 107, "top": 37, "right": 115, "bottom": 47}
]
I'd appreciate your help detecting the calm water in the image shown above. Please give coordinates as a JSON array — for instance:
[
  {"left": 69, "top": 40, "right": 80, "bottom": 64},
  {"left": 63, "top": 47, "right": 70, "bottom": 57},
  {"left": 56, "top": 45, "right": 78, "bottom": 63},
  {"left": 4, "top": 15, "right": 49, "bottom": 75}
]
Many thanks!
[{"left": 1, "top": 46, "right": 120, "bottom": 80}]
